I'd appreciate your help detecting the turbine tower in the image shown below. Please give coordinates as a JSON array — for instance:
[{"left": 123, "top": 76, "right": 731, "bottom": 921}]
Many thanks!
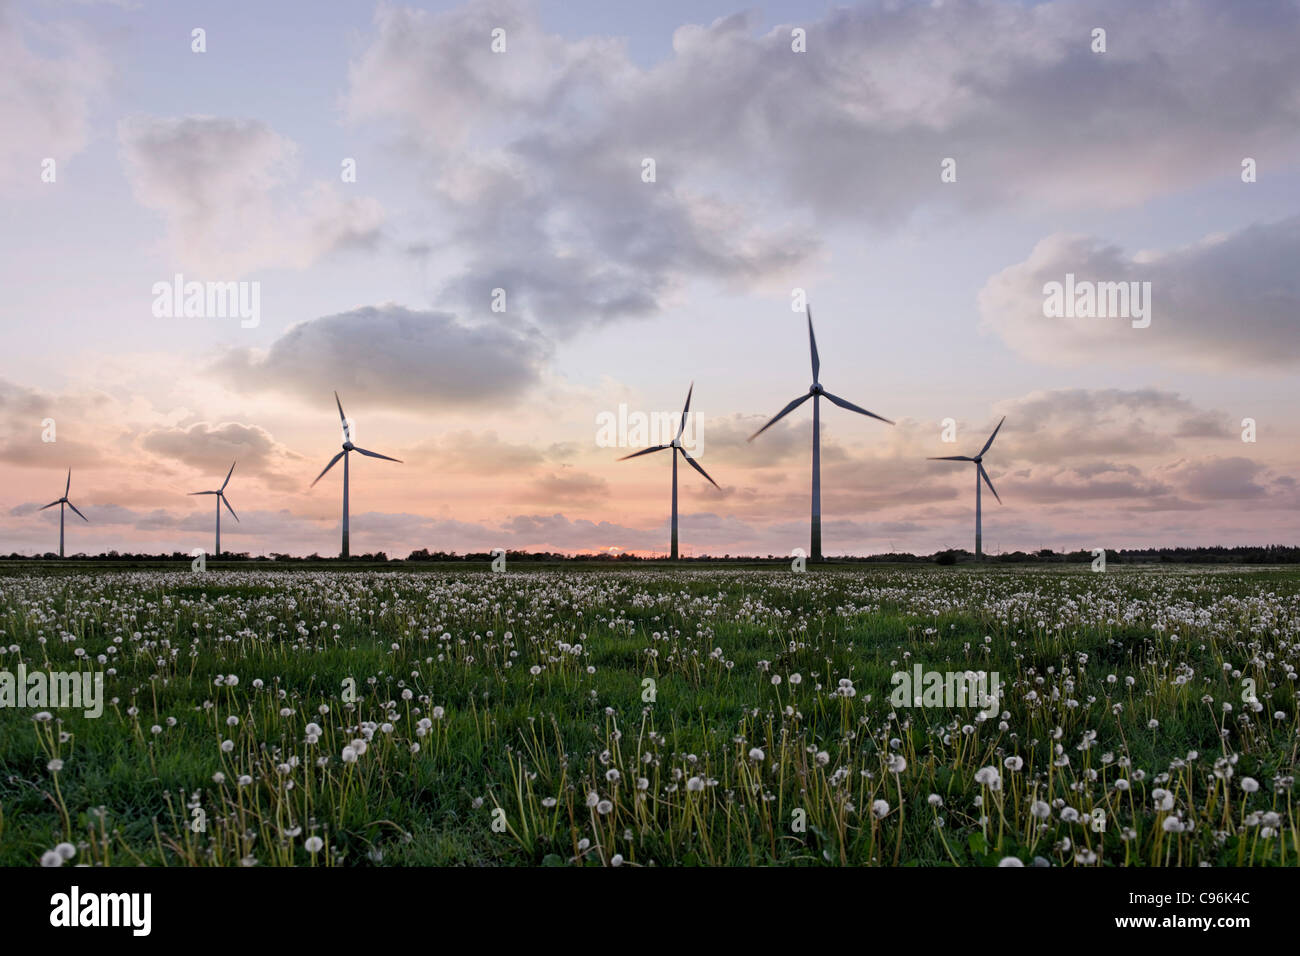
[
  {"left": 928, "top": 416, "right": 1005, "bottom": 560},
  {"left": 189, "top": 461, "right": 238, "bottom": 557},
  {"left": 749, "top": 306, "right": 893, "bottom": 562},
  {"left": 310, "top": 392, "right": 402, "bottom": 558},
  {"left": 618, "top": 383, "right": 719, "bottom": 560},
  {"left": 39, "top": 469, "right": 87, "bottom": 558}
]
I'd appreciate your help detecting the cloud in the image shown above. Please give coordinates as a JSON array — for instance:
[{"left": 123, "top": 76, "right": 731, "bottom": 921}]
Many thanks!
[
  {"left": 0, "top": 378, "right": 110, "bottom": 469},
  {"left": 139, "top": 421, "right": 303, "bottom": 488},
  {"left": 342, "top": 0, "right": 1300, "bottom": 339},
  {"left": 988, "top": 388, "right": 1236, "bottom": 463},
  {"left": 346, "top": 1, "right": 816, "bottom": 335},
  {"left": 498, "top": 512, "right": 661, "bottom": 551},
  {"left": 405, "top": 430, "right": 548, "bottom": 472},
  {"left": 526, "top": 471, "right": 610, "bottom": 503},
  {"left": 1175, "top": 456, "right": 1270, "bottom": 501},
  {"left": 0, "top": 4, "right": 107, "bottom": 192},
  {"left": 1010, "top": 464, "right": 1176, "bottom": 504},
  {"left": 119, "top": 115, "right": 384, "bottom": 275},
  {"left": 214, "top": 305, "right": 551, "bottom": 410},
  {"left": 979, "top": 218, "right": 1300, "bottom": 369}
]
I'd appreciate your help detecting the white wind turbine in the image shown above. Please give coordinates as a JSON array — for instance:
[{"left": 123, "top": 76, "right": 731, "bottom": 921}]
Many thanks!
[
  {"left": 928, "top": 416, "right": 1005, "bottom": 560},
  {"left": 189, "top": 461, "right": 238, "bottom": 557},
  {"left": 618, "top": 383, "right": 719, "bottom": 560},
  {"left": 39, "top": 469, "right": 88, "bottom": 558},
  {"left": 310, "top": 392, "right": 401, "bottom": 558},
  {"left": 749, "top": 306, "right": 894, "bottom": 562}
]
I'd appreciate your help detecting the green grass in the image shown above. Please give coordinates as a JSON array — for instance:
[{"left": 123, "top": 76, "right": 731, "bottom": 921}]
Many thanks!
[{"left": 1, "top": 564, "right": 1297, "bottom": 866}]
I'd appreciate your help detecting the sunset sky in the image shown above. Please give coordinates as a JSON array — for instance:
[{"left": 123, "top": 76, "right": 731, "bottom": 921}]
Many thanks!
[{"left": 3, "top": 0, "right": 1298, "bottom": 558}]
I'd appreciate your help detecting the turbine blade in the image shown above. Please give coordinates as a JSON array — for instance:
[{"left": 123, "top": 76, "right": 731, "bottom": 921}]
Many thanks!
[
  {"left": 927, "top": 455, "right": 973, "bottom": 462},
  {"left": 748, "top": 393, "right": 811, "bottom": 441},
  {"left": 188, "top": 491, "right": 217, "bottom": 495},
  {"left": 352, "top": 446, "right": 402, "bottom": 463},
  {"left": 822, "top": 390, "right": 895, "bottom": 425},
  {"left": 334, "top": 391, "right": 350, "bottom": 440},
  {"left": 221, "top": 460, "right": 236, "bottom": 491},
  {"left": 39, "top": 500, "right": 62, "bottom": 511},
  {"left": 676, "top": 382, "right": 694, "bottom": 442},
  {"left": 807, "top": 307, "right": 820, "bottom": 384},
  {"left": 679, "top": 447, "right": 720, "bottom": 490},
  {"left": 979, "top": 416, "right": 1006, "bottom": 457},
  {"left": 66, "top": 501, "right": 88, "bottom": 522},
  {"left": 221, "top": 494, "right": 239, "bottom": 522},
  {"left": 311, "top": 451, "right": 346, "bottom": 487},
  {"left": 65, "top": 469, "right": 71, "bottom": 496},
  {"left": 618, "top": 444, "right": 669, "bottom": 461},
  {"left": 979, "top": 463, "right": 1002, "bottom": 504}
]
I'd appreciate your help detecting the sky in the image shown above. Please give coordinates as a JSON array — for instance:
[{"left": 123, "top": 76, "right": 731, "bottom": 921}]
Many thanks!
[{"left": 2, "top": 0, "right": 1299, "bottom": 558}]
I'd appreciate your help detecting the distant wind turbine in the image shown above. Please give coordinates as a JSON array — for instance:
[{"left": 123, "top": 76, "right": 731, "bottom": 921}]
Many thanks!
[
  {"left": 619, "top": 383, "right": 719, "bottom": 560},
  {"left": 189, "top": 461, "right": 238, "bottom": 557},
  {"left": 39, "top": 469, "right": 87, "bottom": 558},
  {"left": 928, "top": 416, "right": 1005, "bottom": 560},
  {"left": 310, "top": 392, "right": 401, "bottom": 558},
  {"left": 748, "top": 306, "right": 894, "bottom": 562}
]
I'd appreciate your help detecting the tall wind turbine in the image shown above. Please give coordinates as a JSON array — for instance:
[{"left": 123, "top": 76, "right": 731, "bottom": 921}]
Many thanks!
[
  {"left": 619, "top": 383, "right": 719, "bottom": 560},
  {"left": 310, "top": 392, "right": 402, "bottom": 558},
  {"left": 748, "top": 306, "right": 893, "bottom": 562},
  {"left": 39, "top": 469, "right": 88, "bottom": 558},
  {"left": 928, "top": 416, "right": 1005, "bottom": 560},
  {"left": 189, "top": 461, "right": 238, "bottom": 557}
]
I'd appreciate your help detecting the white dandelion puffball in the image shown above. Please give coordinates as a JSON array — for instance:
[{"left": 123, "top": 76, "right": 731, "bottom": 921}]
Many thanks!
[
  {"left": 871, "top": 799, "right": 890, "bottom": 819},
  {"left": 998, "top": 857, "right": 1024, "bottom": 867},
  {"left": 304, "top": 836, "right": 324, "bottom": 853},
  {"left": 748, "top": 747, "right": 765, "bottom": 762}
]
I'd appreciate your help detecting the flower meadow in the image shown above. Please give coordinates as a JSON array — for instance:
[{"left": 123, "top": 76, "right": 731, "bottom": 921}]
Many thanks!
[{"left": 0, "top": 565, "right": 1297, "bottom": 867}]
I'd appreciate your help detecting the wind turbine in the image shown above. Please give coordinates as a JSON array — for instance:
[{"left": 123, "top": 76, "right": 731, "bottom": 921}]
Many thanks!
[
  {"left": 928, "top": 416, "right": 1005, "bottom": 560},
  {"left": 39, "top": 469, "right": 87, "bottom": 558},
  {"left": 748, "top": 306, "right": 893, "bottom": 562},
  {"left": 619, "top": 383, "right": 719, "bottom": 560},
  {"left": 189, "top": 461, "right": 238, "bottom": 557},
  {"left": 310, "top": 392, "right": 402, "bottom": 558}
]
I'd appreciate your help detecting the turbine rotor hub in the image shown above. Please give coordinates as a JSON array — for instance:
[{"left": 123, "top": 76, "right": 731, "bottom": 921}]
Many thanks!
[
  {"left": 343, "top": 441, "right": 354, "bottom": 451},
  {"left": 809, "top": 384, "right": 824, "bottom": 395}
]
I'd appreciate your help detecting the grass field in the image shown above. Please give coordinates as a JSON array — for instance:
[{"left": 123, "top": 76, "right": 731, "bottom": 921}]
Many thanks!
[{"left": 1, "top": 564, "right": 1296, "bottom": 866}]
